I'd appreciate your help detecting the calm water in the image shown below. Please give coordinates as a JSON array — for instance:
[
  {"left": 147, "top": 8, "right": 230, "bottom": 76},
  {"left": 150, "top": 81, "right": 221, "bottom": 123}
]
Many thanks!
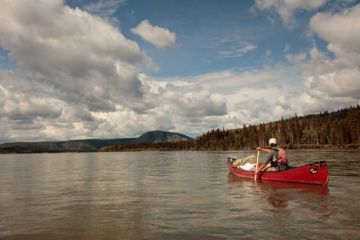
[{"left": 0, "top": 150, "right": 360, "bottom": 240}]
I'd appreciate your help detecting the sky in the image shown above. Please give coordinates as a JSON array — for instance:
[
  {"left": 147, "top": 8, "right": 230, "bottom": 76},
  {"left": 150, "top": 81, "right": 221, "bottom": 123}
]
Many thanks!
[{"left": 0, "top": 0, "right": 359, "bottom": 142}]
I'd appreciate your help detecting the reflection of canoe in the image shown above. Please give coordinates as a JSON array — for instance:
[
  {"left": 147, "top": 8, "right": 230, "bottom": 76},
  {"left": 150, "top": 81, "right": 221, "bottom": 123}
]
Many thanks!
[
  {"left": 259, "top": 180, "right": 329, "bottom": 195},
  {"left": 227, "top": 158, "right": 329, "bottom": 185},
  {"left": 228, "top": 174, "right": 329, "bottom": 195},
  {"left": 228, "top": 175, "right": 330, "bottom": 216}
]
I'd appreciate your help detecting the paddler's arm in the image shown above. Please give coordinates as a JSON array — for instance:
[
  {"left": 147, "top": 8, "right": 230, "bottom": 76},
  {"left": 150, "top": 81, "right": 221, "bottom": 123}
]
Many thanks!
[
  {"left": 256, "top": 147, "right": 272, "bottom": 153},
  {"left": 255, "top": 149, "right": 274, "bottom": 175}
]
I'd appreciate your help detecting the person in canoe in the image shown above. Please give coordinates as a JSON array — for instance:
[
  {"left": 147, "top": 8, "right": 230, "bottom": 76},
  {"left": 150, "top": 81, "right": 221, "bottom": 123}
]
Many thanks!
[{"left": 256, "top": 138, "right": 290, "bottom": 175}]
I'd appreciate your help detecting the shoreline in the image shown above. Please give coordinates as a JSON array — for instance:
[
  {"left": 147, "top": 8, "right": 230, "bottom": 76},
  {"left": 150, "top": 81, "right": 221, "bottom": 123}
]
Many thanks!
[
  {"left": 100, "top": 143, "right": 360, "bottom": 152},
  {"left": 0, "top": 144, "right": 359, "bottom": 154}
]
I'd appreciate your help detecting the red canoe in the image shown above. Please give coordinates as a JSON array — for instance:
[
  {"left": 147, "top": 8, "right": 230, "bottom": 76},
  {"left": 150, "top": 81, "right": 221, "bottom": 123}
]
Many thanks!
[{"left": 227, "top": 159, "right": 329, "bottom": 185}]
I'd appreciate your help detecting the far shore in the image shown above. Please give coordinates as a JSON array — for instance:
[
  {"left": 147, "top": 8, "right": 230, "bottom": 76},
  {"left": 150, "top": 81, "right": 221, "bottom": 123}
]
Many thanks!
[
  {"left": 0, "top": 144, "right": 359, "bottom": 154},
  {"left": 100, "top": 144, "right": 360, "bottom": 152}
]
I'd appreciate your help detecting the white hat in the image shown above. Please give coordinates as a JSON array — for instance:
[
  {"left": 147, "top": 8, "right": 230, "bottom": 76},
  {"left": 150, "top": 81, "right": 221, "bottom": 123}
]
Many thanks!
[{"left": 269, "top": 138, "right": 277, "bottom": 146}]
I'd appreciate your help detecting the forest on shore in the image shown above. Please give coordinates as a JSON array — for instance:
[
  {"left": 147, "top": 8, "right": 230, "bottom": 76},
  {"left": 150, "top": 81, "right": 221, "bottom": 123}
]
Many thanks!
[{"left": 101, "top": 105, "right": 360, "bottom": 151}]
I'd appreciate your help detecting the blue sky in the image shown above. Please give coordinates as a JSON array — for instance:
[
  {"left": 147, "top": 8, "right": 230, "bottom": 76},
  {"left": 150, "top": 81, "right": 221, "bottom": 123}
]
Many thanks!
[
  {"left": 66, "top": 0, "right": 328, "bottom": 77},
  {"left": 0, "top": 0, "right": 359, "bottom": 142}
]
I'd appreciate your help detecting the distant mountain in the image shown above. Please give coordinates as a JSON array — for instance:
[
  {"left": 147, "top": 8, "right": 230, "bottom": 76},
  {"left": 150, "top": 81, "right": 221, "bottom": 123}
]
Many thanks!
[
  {"left": 0, "top": 130, "right": 192, "bottom": 153},
  {"left": 136, "top": 130, "right": 191, "bottom": 143}
]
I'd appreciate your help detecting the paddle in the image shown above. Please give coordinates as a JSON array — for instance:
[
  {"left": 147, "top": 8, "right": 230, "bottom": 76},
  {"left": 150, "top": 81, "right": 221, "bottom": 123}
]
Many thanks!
[{"left": 254, "top": 150, "right": 259, "bottom": 181}]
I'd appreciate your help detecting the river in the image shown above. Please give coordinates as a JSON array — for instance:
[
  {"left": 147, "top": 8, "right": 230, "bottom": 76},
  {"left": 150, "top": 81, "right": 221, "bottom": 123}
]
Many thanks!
[{"left": 0, "top": 150, "right": 359, "bottom": 239}]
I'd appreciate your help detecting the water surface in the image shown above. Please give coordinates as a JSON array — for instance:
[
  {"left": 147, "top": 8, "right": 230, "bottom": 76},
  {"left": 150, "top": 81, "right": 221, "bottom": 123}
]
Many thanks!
[{"left": 0, "top": 150, "right": 359, "bottom": 239}]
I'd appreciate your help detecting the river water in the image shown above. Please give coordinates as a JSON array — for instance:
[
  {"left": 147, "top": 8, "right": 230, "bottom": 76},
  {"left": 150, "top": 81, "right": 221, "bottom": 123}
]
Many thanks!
[{"left": 0, "top": 150, "right": 359, "bottom": 240}]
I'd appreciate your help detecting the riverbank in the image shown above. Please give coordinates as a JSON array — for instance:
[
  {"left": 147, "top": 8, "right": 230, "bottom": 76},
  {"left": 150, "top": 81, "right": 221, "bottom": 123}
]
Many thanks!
[
  {"left": 100, "top": 144, "right": 360, "bottom": 152},
  {"left": 0, "top": 144, "right": 358, "bottom": 154}
]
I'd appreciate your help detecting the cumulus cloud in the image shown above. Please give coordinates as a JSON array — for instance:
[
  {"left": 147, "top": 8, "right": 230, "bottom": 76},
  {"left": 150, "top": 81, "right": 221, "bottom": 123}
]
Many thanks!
[
  {"left": 223, "top": 83, "right": 299, "bottom": 126},
  {"left": 185, "top": 67, "right": 298, "bottom": 94},
  {"left": 131, "top": 19, "right": 176, "bottom": 48},
  {"left": 259, "top": 4, "right": 360, "bottom": 117},
  {"left": 0, "top": 70, "right": 104, "bottom": 142},
  {"left": 152, "top": 83, "right": 227, "bottom": 117},
  {"left": 137, "top": 65, "right": 301, "bottom": 132},
  {"left": 254, "top": 0, "right": 326, "bottom": 25},
  {"left": 0, "top": 0, "right": 157, "bottom": 113},
  {"left": 1, "top": 0, "right": 357, "bottom": 144},
  {"left": 310, "top": 4, "right": 360, "bottom": 62},
  {"left": 0, "top": 72, "right": 62, "bottom": 120},
  {"left": 139, "top": 76, "right": 228, "bottom": 135},
  {"left": 297, "top": 4, "right": 360, "bottom": 107},
  {"left": 0, "top": 0, "right": 228, "bottom": 142},
  {"left": 0, "top": 0, "right": 150, "bottom": 142},
  {"left": 86, "top": 84, "right": 227, "bottom": 139}
]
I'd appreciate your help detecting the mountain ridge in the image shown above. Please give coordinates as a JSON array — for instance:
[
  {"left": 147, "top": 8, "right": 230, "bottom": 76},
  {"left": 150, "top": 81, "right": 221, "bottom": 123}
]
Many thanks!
[{"left": 0, "top": 130, "right": 192, "bottom": 153}]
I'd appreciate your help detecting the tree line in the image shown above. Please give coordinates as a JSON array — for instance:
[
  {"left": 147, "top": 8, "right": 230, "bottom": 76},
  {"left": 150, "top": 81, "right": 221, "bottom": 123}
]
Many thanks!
[{"left": 101, "top": 105, "right": 360, "bottom": 151}]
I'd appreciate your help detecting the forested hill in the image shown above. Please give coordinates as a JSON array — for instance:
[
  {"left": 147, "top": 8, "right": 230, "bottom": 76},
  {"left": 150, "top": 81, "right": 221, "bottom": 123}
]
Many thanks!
[
  {"left": 194, "top": 106, "right": 360, "bottom": 150},
  {"left": 102, "top": 106, "right": 360, "bottom": 151},
  {"left": 0, "top": 130, "right": 192, "bottom": 153}
]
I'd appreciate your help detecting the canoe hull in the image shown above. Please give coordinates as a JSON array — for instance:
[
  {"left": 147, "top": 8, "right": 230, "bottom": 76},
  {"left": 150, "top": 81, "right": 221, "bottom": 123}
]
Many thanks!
[{"left": 227, "top": 160, "right": 329, "bottom": 185}]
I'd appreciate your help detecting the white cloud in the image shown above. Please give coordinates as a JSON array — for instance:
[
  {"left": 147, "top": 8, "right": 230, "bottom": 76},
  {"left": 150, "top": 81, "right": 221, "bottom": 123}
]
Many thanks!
[
  {"left": 218, "top": 42, "right": 257, "bottom": 58},
  {"left": 83, "top": 0, "right": 126, "bottom": 18},
  {"left": 138, "top": 65, "right": 302, "bottom": 131},
  {"left": 0, "top": 0, "right": 358, "bottom": 144},
  {"left": 254, "top": 0, "right": 326, "bottom": 25},
  {"left": 88, "top": 79, "right": 228, "bottom": 139},
  {"left": 187, "top": 66, "right": 298, "bottom": 94},
  {"left": 223, "top": 83, "right": 300, "bottom": 126},
  {"left": 252, "top": 4, "right": 360, "bottom": 118},
  {"left": 0, "top": 0, "right": 226, "bottom": 143},
  {"left": 0, "top": 0, "right": 158, "bottom": 142},
  {"left": 0, "top": 71, "right": 63, "bottom": 120},
  {"left": 148, "top": 3, "right": 359, "bottom": 133},
  {"left": 310, "top": 4, "right": 360, "bottom": 62},
  {"left": 0, "top": 0, "right": 157, "bottom": 113},
  {"left": 0, "top": 70, "right": 105, "bottom": 142},
  {"left": 131, "top": 19, "right": 176, "bottom": 49},
  {"left": 305, "top": 69, "right": 360, "bottom": 98},
  {"left": 154, "top": 84, "right": 227, "bottom": 117},
  {"left": 296, "top": 4, "right": 360, "bottom": 108},
  {"left": 210, "top": 37, "right": 257, "bottom": 58},
  {"left": 82, "top": 0, "right": 125, "bottom": 26}
]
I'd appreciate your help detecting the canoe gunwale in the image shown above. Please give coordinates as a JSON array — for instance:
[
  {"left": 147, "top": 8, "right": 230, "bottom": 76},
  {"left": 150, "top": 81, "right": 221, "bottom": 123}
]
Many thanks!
[{"left": 227, "top": 160, "right": 329, "bottom": 185}]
